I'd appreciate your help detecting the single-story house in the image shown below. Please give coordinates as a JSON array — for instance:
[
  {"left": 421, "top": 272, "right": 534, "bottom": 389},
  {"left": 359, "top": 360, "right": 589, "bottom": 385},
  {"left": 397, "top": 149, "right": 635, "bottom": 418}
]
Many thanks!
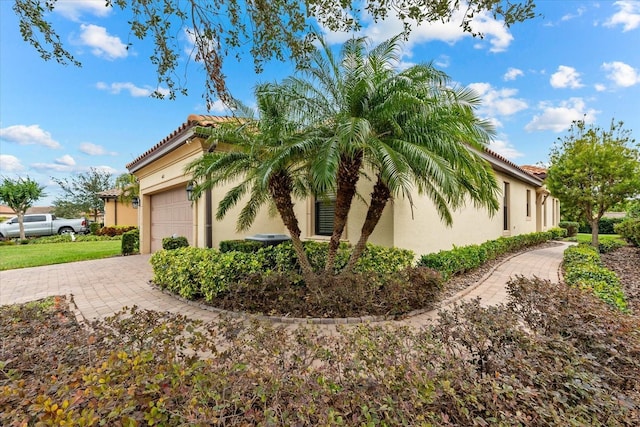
[
  {"left": 98, "top": 189, "right": 138, "bottom": 227},
  {"left": 126, "top": 115, "right": 560, "bottom": 255}
]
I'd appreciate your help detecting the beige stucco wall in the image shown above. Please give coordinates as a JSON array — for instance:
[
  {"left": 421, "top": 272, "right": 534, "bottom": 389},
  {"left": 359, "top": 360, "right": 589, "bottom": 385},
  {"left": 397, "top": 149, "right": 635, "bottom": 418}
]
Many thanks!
[
  {"left": 102, "top": 199, "right": 138, "bottom": 227},
  {"left": 392, "top": 171, "right": 544, "bottom": 256}
]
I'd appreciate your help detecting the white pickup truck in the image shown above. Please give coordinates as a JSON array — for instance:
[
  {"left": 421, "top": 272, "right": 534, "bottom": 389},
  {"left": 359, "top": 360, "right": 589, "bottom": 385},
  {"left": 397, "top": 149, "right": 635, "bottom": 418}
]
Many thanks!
[{"left": 0, "top": 214, "right": 88, "bottom": 239}]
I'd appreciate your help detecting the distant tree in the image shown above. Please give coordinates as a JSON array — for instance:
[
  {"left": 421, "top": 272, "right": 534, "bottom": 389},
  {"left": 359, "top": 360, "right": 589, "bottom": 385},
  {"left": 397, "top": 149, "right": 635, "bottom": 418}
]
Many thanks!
[
  {"left": 547, "top": 119, "right": 640, "bottom": 247},
  {"left": 51, "top": 200, "right": 83, "bottom": 219},
  {"left": 0, "top": 176, "right": 46, "bottom": 239},
  {"left": 12, "top": 0, "right": 536, "bottom": 106},
  {"left": 52, "top": 168, "right": 114, "bottom": 222}
]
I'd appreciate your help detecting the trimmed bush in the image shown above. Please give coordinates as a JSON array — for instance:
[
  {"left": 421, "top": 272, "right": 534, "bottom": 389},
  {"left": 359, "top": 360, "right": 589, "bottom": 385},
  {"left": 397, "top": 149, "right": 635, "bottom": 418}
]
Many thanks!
[
  {"left": 419, "top": 231, "right": 553, "bottom": 280},
  {"left": 558, "top": 221, "right": 579, "bottom": 237},
  {"left": 563, "top": 245, "right": 628, "bottom": 312},
  {"left": 615, "top": 218, "right": 640, "bottom": 247},
  {"left": 219, "top": 239, "right": 266, "bottom": 253},
  {"left": 89, "top": 222, "right": 101, "bottom": 235},
  {"left": 162, "top": 235, "right": 189, "bottom": 250},
  {"left": 121, "top": 229, "right": 139, "bottom": 255}
]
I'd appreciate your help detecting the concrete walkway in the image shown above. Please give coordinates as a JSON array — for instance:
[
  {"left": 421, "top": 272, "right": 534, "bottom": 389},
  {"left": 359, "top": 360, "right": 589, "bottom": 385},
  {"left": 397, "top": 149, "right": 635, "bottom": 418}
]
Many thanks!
[{"left": 0, "top": 242, "right": 572, "bottom": 325}]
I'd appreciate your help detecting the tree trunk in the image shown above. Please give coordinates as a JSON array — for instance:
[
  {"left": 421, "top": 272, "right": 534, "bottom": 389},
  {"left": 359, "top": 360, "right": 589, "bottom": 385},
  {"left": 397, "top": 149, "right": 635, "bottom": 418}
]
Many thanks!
[
  {"left": 344, "top": 176, "right": 391, "bottom": 274},
  {"left": 590, "top": 217, "right": 600, "bottom": 248},
  {"left": 18, "top": 213, "right": 25, "bottom": 240},
  {"left": 325, "top": 153, "right": 363, "bottom": 274},
  {"left": 269, "top": 171, "right": 315, "bottom": 280}
]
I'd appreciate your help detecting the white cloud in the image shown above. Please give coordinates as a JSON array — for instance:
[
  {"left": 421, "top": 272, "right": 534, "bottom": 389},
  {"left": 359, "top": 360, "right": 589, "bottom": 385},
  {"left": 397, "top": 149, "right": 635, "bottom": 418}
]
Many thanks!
[
  {"left": 79, "top": 24, "right": 127, "bottom": 60},
  {"left": 525, "top": 98, "right": 598, "bottom": 132},
  {"left": 561, "top": 7, "right": 586, "bottom": 22},
  {"left": 594, "top": 83, "right": 607, "bottom": 92},
  {"left": 488, "top": 139, "right": 524, "bottom": 160},
  {"left": 435, "top": 55, "right": 450, "bottom": 68},
  {"left": 55, "top": 0, "right": 111, "bottom": 22},
  {"left": 604, "top": 1, "right": 640, "bottom": 32},
  {"left": 468, "top": 83, "right": 528, "bottom": 117},
  {"left": 602, "top": 61, "right": 640, "bottom": 87},
  {"left": 0, "top": 155, "right": 24, "bottom": 173},
  {"left": 31, "top": 162, "right": 75, "bottom": 173},
  {"left": 207, "top": 100, "right": 232, "bottom": 113},
  {"left": 503, "top": 67, "right": 524, "bottom": 81},
  {"left": 79, "top": 142, "right": 117, "bottom": 156},
  {"left": 550, "top": 65, "right": 583, "bottom": 89},
  {"left": 321, "top": 6, "right": 515, "bottom": 57},
  {"left": 96, "top": 81, "right": 169, "bottom": 97},
  {"left": 0, "top": 124, "right": 60, "bottom": 149},
  {"left": 55, "top": 155, "right": 76, "bottom": 166}
]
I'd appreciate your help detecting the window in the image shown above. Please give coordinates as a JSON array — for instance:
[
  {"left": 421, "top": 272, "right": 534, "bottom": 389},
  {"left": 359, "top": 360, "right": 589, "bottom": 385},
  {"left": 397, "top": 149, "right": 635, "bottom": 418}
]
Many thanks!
[
  {"left": 503, "top": 182, "right": 510, "bottom": 231},
  {"left": 25, "top": 215, "right": 46, "bottom": 223},
  {"left": 526, "top": 189, "right": 531, "bottom": 218},
  {"left": 314, "top": 198, "right": 335, "bottom": 236}
]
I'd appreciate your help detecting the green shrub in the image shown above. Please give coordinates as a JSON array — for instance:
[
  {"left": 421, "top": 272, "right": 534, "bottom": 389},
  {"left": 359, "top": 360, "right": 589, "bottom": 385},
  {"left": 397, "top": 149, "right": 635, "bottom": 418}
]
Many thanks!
[
  {"left": 558, "top": 221, "right": 579, "bottom": 237},
  {"left": 150, "top": 247, "right": 209, "bottom": 298},
  {"left": 615, "top": 218, "right": 640, "bottom": 246},
  {"left": 162, "top": 235, "right": 189, "bottom": 250},
  {"left": 563, "top": 245, "right": 628, "bottom": 312},
  {"left": 121, "top": 229, "right": 139, "bottom": 255},
  {"left": 548, "top": 227, "right": 567, "bottom": 239},
  {"left": 598, "top": 239, "right": 624, "bottom": 253},
  {"left": 579, "top": 217, "right": 625, "bottom": 234},
  {"left": 89, "top": 222, "right": 101, "bottom": 235},
  {"left": 219, "top": 239, "right": 266, "bottom": 253},
  {"left": 419, "top": 231, "right": 553, "bottom": 280}
]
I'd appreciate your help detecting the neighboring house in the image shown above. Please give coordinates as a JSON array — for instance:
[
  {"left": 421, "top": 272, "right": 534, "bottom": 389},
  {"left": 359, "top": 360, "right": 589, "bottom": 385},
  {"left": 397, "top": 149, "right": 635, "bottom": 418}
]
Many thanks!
[
  {"left": 127, "top": 115, "right": 561, "bottom": 255},
  {"left": 98, "top": 189, "right": 138, "bottom": 227},
  {"left": 0, "top": 205, "right": 53, "bottom": 216}
]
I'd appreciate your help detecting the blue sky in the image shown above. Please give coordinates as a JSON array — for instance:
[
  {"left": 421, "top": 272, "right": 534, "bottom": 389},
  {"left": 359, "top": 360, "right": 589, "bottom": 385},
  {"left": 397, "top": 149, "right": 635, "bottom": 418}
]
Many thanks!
[{"left": 1, "top": 0, "right": 639, "bottom": 206}]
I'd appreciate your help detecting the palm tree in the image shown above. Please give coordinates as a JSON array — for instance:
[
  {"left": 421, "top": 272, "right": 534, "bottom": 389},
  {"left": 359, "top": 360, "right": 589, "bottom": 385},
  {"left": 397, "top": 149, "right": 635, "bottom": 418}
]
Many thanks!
[
  {"left": 185, "top": 83, "right": 318, "bottom": 279},
  {"left": 284, "top": 35, "right": 500, "bottom": 274}
]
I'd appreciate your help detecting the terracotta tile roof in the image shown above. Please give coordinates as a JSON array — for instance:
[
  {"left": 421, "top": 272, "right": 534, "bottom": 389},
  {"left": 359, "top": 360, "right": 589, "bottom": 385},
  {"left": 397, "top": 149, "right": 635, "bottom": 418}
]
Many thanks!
[
  {"left": 481, "top": 148, "right": 543, "bottom": 184},
  {"left": 98, "top": 188, "right": 122, "bottom": 199},
  {"left": 520, "top": 165, "right": 548, "bottom": 177},
  {"left": 126, "top": 115, "right": 234, "bottom": 171}
]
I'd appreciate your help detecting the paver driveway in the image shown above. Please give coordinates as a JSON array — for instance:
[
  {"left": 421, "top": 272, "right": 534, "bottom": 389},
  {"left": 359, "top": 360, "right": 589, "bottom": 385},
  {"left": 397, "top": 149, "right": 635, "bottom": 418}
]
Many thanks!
[{"left": 0, "top": 242, "right": 572, "bottom": 324}]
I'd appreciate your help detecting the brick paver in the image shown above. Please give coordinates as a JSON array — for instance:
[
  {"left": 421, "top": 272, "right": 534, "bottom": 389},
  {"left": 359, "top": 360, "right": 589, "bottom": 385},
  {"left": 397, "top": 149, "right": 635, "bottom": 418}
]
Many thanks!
[{"left": 0, "top": 242, "right": 572, "bottom": 326}]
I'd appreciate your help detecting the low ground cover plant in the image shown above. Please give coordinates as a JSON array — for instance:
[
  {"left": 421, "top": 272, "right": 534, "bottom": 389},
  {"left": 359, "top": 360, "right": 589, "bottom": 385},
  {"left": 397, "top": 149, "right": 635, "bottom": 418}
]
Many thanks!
[
  {"left": 2, "top": 282, "right": 638, "bottom": 425},
  {"left": 563, "top": 244, "right": 628, "bottom": 311}
]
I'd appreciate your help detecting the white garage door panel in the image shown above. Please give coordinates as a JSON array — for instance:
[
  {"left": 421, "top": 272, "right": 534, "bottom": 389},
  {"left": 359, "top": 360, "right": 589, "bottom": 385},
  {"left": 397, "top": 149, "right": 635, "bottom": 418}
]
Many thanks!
[{"left": 151, "top": 187, "right": 192, "bottom": 252}]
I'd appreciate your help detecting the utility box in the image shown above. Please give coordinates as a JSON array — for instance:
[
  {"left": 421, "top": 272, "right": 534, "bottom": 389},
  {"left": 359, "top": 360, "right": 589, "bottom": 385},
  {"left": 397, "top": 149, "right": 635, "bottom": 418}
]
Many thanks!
[{"left": 245, "top": 233, "right": 291, "bottom": 246}]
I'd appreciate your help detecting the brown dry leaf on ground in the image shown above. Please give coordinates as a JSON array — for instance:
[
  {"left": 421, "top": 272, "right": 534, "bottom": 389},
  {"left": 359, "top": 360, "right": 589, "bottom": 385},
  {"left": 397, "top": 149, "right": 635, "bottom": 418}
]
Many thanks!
[{"left": 601, "top": 245, "right": 640, "bottom": 314}]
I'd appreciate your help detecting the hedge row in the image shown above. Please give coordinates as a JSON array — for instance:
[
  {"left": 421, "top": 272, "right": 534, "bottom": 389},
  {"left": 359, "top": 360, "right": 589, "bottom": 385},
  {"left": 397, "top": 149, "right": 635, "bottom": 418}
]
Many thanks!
[
  {"left": 150, "top": 242, "right": 415, "bottom": 301},
  {"left": 563, "top": 245, "right": 628, "bottom": 312},
  {"left": 578, "top": 217, "right": 625, "bottom": 234},
  {"left": 615, "top": 218, "right": 640, "bottom": 247},
  {"left": 417, "top": 229, "right": 564, "bottom": 280},
  {"left": 97, "top": 225, "right": 137, "bottom": 237}
]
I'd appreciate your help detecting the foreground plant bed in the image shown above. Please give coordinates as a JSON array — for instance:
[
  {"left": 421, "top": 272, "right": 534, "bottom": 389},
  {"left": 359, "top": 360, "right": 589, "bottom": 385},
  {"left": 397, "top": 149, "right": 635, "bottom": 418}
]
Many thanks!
[{"left": 2, "top": 280, "right": 639, "bottom": 426}]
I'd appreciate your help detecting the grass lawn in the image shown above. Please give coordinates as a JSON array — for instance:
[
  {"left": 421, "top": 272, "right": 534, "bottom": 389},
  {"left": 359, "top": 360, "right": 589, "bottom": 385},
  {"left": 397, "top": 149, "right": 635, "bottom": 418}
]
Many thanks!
[
  {"left": 573, "top": 233, "right": 626, "bottom": 245},
  {"left": 0, "top": 240, "right": 122, "bottom": 270}
]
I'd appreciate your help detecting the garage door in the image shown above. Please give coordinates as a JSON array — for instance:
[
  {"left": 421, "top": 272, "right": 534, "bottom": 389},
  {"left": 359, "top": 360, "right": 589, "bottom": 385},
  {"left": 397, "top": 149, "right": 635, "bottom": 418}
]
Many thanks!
[{"left": 150, "top": 187, "right": 193, "bottom": 252}]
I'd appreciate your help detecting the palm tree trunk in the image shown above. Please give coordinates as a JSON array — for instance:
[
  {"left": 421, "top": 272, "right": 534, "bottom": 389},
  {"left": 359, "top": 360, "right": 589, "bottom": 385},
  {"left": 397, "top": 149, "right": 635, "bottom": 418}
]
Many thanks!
[
  {"left": 269, "top": 172, "right": 315, "bottom": 280},
  {"left": 344, "top": 176, "right": 391, "bottom": 274},
  {"left": 325, "top": 153, "right": 362, "bottom": 274}
]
